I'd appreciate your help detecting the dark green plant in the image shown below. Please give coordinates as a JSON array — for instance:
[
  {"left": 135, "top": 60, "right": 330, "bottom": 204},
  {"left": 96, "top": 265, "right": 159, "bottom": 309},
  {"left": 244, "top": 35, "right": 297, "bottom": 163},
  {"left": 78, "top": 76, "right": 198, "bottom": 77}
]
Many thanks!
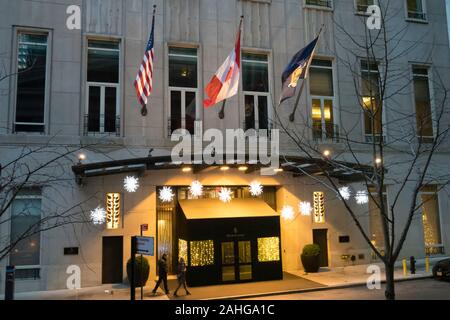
[
  {"left": 302, "top": 244, "right": 320, "bottom": 257},
  {"left": 126, "top": 256, "right": 150, "bottom": 287}
]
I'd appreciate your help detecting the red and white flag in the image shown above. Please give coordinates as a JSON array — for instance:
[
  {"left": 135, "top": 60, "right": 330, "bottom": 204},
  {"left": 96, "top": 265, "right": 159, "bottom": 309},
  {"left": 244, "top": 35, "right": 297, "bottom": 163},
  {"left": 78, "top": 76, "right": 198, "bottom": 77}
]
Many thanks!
[{"left": 203, "top": 22, "right": 242, "bottom": 108}]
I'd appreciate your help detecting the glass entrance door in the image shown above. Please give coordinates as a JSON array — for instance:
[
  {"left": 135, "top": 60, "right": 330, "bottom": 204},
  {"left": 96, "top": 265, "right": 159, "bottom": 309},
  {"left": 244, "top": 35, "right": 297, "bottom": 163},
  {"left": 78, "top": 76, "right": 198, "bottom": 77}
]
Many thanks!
[{"left": 220, "top": 240, "right": 252, "bottom": 282}]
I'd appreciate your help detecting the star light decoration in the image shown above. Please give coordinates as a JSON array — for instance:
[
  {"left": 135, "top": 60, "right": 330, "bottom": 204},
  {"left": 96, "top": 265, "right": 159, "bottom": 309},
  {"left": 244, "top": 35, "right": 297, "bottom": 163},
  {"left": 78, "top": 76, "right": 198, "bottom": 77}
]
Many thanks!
[
  {"left": 249, "top": 181, "right": 263, "bottom": 197},
  {"left": 338, "top": 186, "right": 351, "bottom": 200},
  {"left": 281, "top": 205, "right": 295, "bottom": 221},
  {"left": 159, "top": 186, "right": 174, "bottom": 203},
  {"left": 299, "top": 201, "right": 312, "bottom": 216},
  {"left": 189, "top": 180, "right": 203, "bottom": 198},
  {"left": 90, "top": 206, "right": 106, "bottom": 225},
  {"left": 355, "top": 190, "right": 369, "bottom": 205},
  {"left": 218, "top": 187, "right": 232, "bottom": 203},
  {"left": 123, "top": 176, "right": 139, "bottom": 193}
]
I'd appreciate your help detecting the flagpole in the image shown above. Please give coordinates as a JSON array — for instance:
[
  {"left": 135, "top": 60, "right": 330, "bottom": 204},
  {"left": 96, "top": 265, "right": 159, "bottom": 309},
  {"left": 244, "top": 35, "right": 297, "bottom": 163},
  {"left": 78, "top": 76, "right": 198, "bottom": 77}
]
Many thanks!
[
  {"left": 218, "top": 15, "right": 244, "bottom": 120},
  {"left": 141, "top": 4, "right": 157, "bottom": 116},
  {"left": 288, "top": 24, "right": 325, "bottom": 122}
]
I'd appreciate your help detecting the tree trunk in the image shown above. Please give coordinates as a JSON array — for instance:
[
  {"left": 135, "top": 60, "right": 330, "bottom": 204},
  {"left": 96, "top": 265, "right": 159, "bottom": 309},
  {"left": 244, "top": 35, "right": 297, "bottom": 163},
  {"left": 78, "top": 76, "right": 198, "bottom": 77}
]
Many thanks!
[{"left": 384, "top": 262, "right": 396, "bottom": 300}]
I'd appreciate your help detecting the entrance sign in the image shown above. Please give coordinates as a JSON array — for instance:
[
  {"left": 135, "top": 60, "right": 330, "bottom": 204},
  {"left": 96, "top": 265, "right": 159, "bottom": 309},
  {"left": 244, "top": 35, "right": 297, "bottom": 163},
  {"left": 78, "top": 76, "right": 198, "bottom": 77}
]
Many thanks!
[
  {"left": 140, "top": 224, "right": 148, "bottom": 232},
  {"left": 136, "top": 236, "right": 154, "bottom": 256}
]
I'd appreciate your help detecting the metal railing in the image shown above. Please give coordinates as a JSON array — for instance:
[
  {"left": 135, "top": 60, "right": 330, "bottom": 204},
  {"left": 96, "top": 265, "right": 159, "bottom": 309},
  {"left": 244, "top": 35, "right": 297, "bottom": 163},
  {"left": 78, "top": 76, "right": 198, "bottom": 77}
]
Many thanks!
[
  {"left": 305, "top": 0, "right": 333, "bottom": 8},
  {"left": 312, "top": 123, "right": 340, "bottom": 143},
  {"left": 84, "top": 114, "right": 120, "bottom": 137}
]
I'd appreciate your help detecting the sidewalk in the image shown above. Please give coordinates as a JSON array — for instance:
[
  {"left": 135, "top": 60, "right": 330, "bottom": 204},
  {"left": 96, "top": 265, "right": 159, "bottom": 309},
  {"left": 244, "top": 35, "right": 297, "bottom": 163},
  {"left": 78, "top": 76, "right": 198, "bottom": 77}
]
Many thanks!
[{"left": 2, "top": 258, "right": 443, "bottom": 300}]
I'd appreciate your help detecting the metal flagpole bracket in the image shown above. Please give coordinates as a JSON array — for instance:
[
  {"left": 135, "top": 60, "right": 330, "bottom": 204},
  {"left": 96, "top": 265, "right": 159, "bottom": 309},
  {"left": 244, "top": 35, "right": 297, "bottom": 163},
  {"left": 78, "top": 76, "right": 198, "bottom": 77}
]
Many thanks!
[
  {"left": 141, "top": 104, "right": 148, "bottom": 116},
  {"left": 218, "top": 101, "right": 226, "bottom": 119}
]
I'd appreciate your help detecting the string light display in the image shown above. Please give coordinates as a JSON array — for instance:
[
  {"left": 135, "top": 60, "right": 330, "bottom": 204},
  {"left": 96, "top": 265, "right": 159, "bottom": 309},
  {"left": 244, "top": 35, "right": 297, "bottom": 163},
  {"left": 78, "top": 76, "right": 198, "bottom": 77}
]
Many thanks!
[
  {"left": 178, "top": 239, "right": 188, "bottom": 262},
  {"left": 190, "top": 240, "right": 214, "bottom": 266},
  {"left": 249, "top": 181, "right": 263, "bottom": 197},
  {"left": 189, "top": 180, "right": 203, "bottom": 198},
  {"left": 355, "top": 190, "right": 369, "bottom": 205},
  {"left": 123, "top": 176, "right": 139, "bottom": 193},
  {"left": 281, "top": 205, "right": 295, "bottom": 221},
  {"left": 338, "top": 186, "right": 351, "bottom": 200},
  {"left": 257, "top": 237, "right": 280, "bottom": 262},
  {"left": 218, "top": 187, "right": 232, "bottom": 203},
  {"left": 90, "top": 206, "right": 106, "bottom": 225},
  {"left": 299, "top": 201, "right": 312, "bottom": 216},
  {"left": 159, "top": 186, "right": 174, "bottom": 203}
]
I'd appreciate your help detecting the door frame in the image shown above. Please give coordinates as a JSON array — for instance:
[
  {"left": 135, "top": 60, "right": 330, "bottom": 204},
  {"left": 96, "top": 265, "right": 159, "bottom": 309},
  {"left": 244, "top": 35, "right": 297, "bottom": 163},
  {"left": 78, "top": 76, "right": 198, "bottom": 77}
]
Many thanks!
[
  {"left": 219, "top": 239, "right": 253, "bottom": 284},
  {"left": 102, "top": 236, "right": 123, "bottom": 284},
  {"left": 312, "top": 229, "right": 329, "bottom": 267}
]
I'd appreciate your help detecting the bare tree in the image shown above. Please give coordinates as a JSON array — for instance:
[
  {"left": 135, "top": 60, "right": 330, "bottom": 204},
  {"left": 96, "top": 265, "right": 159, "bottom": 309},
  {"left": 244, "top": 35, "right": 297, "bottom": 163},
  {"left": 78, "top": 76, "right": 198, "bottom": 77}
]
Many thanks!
[{"left": 273, "top": 1, "right": 450, "bottom": 300}]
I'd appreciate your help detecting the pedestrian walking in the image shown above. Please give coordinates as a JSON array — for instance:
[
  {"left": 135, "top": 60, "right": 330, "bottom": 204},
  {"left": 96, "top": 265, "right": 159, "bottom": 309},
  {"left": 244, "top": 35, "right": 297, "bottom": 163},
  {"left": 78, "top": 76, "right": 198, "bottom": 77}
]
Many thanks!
[
  {"left": 152, "top": 253, "right": 169, "bottom": 295},
  {"left": 174, "top": 257, "right": 191, "bottom": 297}
]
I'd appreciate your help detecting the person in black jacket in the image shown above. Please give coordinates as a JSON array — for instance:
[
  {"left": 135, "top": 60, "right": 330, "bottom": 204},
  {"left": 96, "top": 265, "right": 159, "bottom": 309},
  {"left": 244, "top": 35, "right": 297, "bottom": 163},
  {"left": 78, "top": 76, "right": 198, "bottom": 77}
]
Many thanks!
[
  {"left": 174, "top": 257, "right": 191, "bottom": 297},
  {"left": 152, "top": 253, "right": 169, "bottom": 295}
]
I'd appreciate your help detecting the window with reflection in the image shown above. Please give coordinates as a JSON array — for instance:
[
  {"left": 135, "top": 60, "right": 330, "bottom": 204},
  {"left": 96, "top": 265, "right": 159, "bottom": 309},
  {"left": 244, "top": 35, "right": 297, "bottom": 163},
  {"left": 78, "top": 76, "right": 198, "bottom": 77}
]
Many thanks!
[
  {"left": 169, "top": 47, "right": 198, "bottom": 134},
  {"left": 413, "top": 66, "right": 433, "bottom": 140},
  {"left": 15, "top": 33, "right": 48, "bottom": 133},
  {"left": 361, "top": 60, "right": 383, "bottom": 140},
  {"left": 10, "top": 189, "right": 42, "bottom": 267},
  {"left": 243, "top": 52, "right": 270, "bottom": 131},
  {"left": 310, "top": 59, "right": 336, "bottom": 141},
  {"left": 355, "top": 0, "right": 376, "bottom": 13},
  {"left": 407, "top": 0, "right": 426, "bottom": 21},
  {"left": 420, "top": 186, "right": 443, "bottom": 255},
  {"left": 86, "top": 40, "right": 120, "bottom": 135}
]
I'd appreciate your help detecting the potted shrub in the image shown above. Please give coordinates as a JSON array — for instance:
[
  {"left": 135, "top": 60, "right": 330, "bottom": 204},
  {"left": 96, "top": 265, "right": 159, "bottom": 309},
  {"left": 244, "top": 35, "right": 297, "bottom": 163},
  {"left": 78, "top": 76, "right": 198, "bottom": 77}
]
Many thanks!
[
  {"left": 301, "top": 244, "right": 321, "bottom": 273},
  {"left": 126, "top": 256, "right": 150, "bottom": 287}
]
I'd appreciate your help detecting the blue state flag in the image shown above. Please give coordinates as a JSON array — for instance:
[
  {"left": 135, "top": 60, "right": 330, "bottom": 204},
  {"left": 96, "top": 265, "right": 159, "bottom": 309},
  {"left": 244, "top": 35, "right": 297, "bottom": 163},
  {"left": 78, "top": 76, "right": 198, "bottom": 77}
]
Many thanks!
[{"left": 279, "top": 36, "right": 319, "bottom": 105}]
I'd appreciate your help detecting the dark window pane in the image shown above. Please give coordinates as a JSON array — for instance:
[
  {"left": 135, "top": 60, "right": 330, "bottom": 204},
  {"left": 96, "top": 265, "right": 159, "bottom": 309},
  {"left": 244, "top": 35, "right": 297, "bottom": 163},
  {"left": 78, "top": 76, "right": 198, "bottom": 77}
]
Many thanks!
[
  {"left": 310, "top": 67, "right": 333, "bottom": 96},
  {"left": 10, "top": 198, "right": 41, "bottom": 266},
  {"left": 171, "top": 91, "right": 182, "bottom": 133},
  {"left": 312, "top": 99, "right": 322, "bottom": 139},
  {"left": 15, "top": 33, "right": 47, "bottom": 132},
  {"left": 88, "top": 40, "right": 119, "bottom": 83},
  {"left": 169, "top": 47, "right": 197, "bottom": 88},
  {"left": 245, "top": 95, "right": 255, "bottom": 130},
  {"left": 414, "top": 75, "right": 433, "bottom": 137},
  {"left": 105, "top": 87, "right": 117, "bottom": 133},
  {"left": 243, "top": 53, "right": 269, "bottom": 92},
  {"left": 258, "top": 96, "right": 268, "bottom": 130},
  {"left": 185, "top": 92, "right": 196, "bottom": 135},
  {"left": 88, "top": 86, "right": 101, "bottom": 132}
]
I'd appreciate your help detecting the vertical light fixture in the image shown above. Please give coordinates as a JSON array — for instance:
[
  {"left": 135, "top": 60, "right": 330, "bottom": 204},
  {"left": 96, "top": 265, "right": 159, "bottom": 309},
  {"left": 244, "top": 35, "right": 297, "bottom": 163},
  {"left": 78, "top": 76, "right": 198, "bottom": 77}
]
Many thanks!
[
  {"left": 313, "top": 192, "right": 325, "bottom": 223},
  {"left": 106, "top": 193, "right": 121, "bottom": 229}
]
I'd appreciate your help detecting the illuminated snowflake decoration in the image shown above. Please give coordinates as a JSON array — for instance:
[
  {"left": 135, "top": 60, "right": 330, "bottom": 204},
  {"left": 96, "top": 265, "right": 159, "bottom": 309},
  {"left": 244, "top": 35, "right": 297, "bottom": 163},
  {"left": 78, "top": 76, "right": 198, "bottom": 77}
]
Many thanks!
[
  {"left": 281, "top": 205, "right": 295, "bottom": 221},
  {"left": 299, "top": 201, "right": 312, "bottom": 216},
  {"left": 218, "top": 187, "right": 232, "bottom": 203},
  {"left": 249, "top": 181, "right": 263, "bottom": 197},
  {"left": 338, "top": 186, "right": 351, "bottom": 201},
  {"left": 355, "top": 190, "right": 369, "bottom": 205},
  {"left": 189, "top": 180, "right": 203, "bottom": 198},
  {"left": 123, "top": 176, "right": 139, "bottom": 193},
  {"left": 159, "top": 186, "right": 174, "bottom": 203},
  {"left": 90, "top": 206, "right": 106, "bottom": 225}
]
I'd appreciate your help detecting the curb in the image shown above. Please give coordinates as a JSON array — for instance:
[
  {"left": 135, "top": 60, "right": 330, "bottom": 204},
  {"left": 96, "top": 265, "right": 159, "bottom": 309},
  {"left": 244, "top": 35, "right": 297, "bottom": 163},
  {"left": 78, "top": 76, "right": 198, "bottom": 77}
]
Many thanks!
[{"left": 204, "top": 274, "right": 433, "bottom": 300}]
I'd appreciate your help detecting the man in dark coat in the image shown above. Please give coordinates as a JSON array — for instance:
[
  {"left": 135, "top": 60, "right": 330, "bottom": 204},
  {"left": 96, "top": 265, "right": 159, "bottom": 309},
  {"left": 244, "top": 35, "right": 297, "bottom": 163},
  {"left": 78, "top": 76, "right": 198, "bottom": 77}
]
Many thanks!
[{"left": 152, "top": 253, "right": 169, "bottom": 295}]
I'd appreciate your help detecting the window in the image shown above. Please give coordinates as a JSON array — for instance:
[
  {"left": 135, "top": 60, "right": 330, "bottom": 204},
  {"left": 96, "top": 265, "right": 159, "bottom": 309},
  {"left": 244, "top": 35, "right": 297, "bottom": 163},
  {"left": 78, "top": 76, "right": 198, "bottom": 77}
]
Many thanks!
[
  {"left": 85, "top": 40, "right": 120, "bottom": 136},
  {"left": 406, "top": 0, "right": 427, "bottom": 21},
  {"left": 309, "top": 59, "right": 338, "bottom": 141},
  {"left": 420, "top": 186, "right": 444, "bottom": 255},
  {"left": 169, "top": 47, "right": 199, "bottom": 135},
  {"left": 190, "top": 240, "right": 214, "bottom": 266},
  {"left": 178, "top": 239, "right": 188, "bottom": 262},
  {"left": 242, "top": 52, "right": 270, "bottom": 131},
  {"left": 368, "top": 187, "right": 388, "bottom": 253},
  {"left": 313, "top": 191, "right": 325, "bottom": 223},
  {"left": 10, "top": 189, "right": 42, "bottom": 274},
  {"left": 361, "top": 60, "right": 383, "bottom": 142},
  {"left": 305, "top": 0, "right": 333, "bottom": 9},
  {"left": 257, "top": 237, "right": 280, "bottom": 262},
  {"left": 355, "top": 0, "right": 376, "bottom": 13},
  {"left": 412, "top": 66, "right": 434, "bottom": 140},
  {"left": 14, "top": 33, "right": 49, "bottom": 133}
]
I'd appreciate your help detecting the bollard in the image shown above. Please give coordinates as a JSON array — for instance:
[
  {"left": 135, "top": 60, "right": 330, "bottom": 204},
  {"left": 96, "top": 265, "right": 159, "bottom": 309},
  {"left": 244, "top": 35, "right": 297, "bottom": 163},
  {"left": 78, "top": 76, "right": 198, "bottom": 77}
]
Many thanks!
[
  {"left": 402, "top": 259, "right": 407, "bottom": 276},
  {"left": 425, "top": 256, "right": 430, "bottom": 273},
  {"left": 410, "top": 256, "right": 416, "bottom": 275}
]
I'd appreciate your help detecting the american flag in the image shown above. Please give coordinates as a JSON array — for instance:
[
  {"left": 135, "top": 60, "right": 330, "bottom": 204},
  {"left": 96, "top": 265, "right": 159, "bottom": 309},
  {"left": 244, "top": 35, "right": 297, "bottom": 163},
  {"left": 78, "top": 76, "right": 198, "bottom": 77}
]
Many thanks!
[{"left": 134, "top": 12, "right": 155, "bottom": 107}]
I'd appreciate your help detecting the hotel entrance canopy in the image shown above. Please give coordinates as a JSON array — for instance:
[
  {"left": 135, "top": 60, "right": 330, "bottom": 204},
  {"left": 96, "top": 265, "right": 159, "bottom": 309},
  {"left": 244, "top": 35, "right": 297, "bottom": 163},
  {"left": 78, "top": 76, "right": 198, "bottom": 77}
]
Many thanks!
[
  {"left": 179, "top": 198, "right": 279, "bottom": 220},
  {"left": 72, "top": 154, "right": 373, "bottom": 184}
]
